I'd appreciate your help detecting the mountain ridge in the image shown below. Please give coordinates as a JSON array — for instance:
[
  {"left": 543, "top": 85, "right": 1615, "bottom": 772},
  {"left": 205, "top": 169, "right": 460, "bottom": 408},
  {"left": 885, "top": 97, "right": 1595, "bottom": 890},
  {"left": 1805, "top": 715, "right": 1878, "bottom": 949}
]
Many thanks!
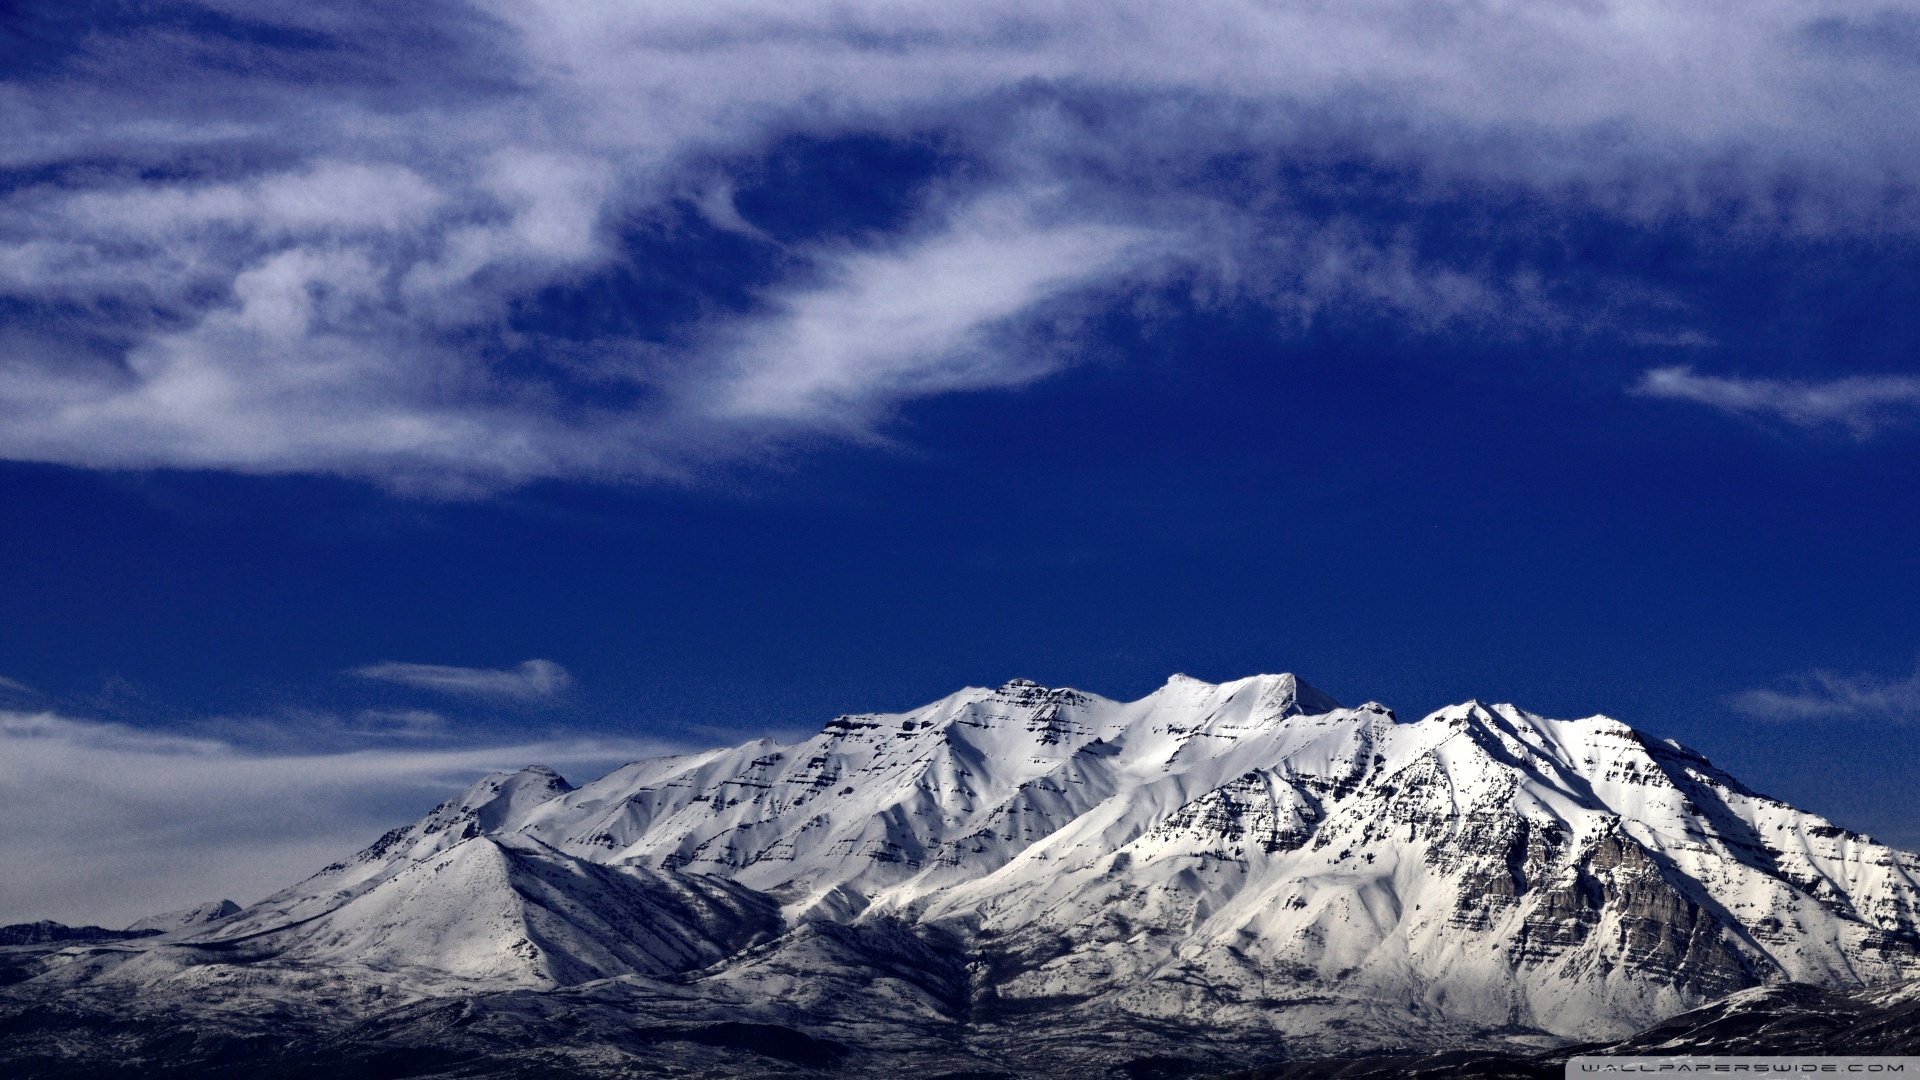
[{"left": 6, "top": 671, "right": 1919, "bottom": 1077}]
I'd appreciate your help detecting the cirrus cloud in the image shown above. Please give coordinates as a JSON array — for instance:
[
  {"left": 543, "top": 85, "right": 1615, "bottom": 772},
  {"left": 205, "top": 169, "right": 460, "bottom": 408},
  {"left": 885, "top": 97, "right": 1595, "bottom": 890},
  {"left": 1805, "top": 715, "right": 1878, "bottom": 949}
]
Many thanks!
[
  {"left": 3, "top": 1, "right": 1920, "bottom": 492},
  {"left": 350, "top": 658, "right": 573, "bottom": 700},
  {"left": 704, "top": 195, "right": 1157, "bottom": 426},
  {"left": 1634, "top": 366, "right": 1920, "bottom": 437},
  {"left": 1730, "top": 663, "right": 1920, "bottom": 723}
]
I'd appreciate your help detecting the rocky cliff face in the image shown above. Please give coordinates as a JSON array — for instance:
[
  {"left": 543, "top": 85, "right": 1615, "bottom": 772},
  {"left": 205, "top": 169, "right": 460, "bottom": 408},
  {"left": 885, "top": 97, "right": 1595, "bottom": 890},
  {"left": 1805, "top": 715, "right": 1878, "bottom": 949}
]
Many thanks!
[{"left": 6, "top": 674, "right": 1920, "bottom": 1078}]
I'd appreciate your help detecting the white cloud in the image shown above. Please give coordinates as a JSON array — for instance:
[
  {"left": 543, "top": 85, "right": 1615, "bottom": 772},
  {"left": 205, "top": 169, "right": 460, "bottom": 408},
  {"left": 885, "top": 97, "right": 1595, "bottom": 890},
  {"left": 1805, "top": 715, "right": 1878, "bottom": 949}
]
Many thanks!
[
  {"left": 706, "top": 195, "right": 1153, "bottom": 425},
  {"left": 1634, "top": 366, "right": 1920, "bottom": 436},
  {"left": 350, "top": 659, "right": 573, "bottom": 699},
  {"left": 346, "top": 709, "right": 452, "bottom": 739},
  {"left": 1729, "top": 664, "right": 1920, "bottom": 722},
  {"left": 0, "top": 708, "right": 676, "bottom": 928},
  {"left": 1, "top": 1, "right": 1919, "bottom": 491},
  {"left": 58, "top": 163, "right": 444, "bottom": 239}
]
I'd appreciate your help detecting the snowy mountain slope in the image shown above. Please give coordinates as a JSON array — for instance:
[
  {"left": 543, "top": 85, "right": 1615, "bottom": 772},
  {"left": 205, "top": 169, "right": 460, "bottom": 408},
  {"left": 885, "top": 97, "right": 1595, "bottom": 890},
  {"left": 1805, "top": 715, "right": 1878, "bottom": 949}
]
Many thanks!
[
  {"left": 210, "top": 765, "right": 581, "bottom": 935},
  {"left": 231, "top": 832, "right": 780, "bottom": 986},
  {"left": 934, "top": 699, "right": 1918, "bottom": 1039},
  {"left": 122, "top": 765, "right": 783, "bottom": 989},
  {"left": 517, "top": 674, "right": 1348, "bottom": 917},
  {"left": 123, "top": 899, "right": 240, "bottom": 936},
  {"left": 10, "top": 672, "right": 1920, "bottom": 1077},
  {"left": 395, "top": 675, "right": 1915, "bottom": 1040}
]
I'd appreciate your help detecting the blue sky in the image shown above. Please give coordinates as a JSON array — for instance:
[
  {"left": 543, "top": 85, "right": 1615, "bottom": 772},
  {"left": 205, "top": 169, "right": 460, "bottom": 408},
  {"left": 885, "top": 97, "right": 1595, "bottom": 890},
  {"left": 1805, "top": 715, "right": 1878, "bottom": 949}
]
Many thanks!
[{"left": 3, "top": 0, "right": 1920, "bottom": 924}]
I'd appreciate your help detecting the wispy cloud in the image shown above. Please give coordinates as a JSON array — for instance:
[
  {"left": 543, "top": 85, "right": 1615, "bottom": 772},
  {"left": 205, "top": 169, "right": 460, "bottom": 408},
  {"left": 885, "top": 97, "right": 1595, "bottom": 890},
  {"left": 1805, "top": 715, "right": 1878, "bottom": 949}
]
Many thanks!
[
  {"left": 0, "top": 707, "right": 677, "bottom": 927},
  {"left": 343, "top": 708, "right": 451, "bottom": 739},
  {"left": 1634, "top": 367, "right": 1920, "bottom": 437},
  {"left": 1, "top": 2, "right": 1919, "bottom": 491},
  {"left": 704, "top": 195, "right": 1154, "bottom": 426},
  {"left": 350, "top": 659, "right": 572, "bottom": 699},
  {"left": 1729, "top": 664, "right": 1920, "bottom": 722}
]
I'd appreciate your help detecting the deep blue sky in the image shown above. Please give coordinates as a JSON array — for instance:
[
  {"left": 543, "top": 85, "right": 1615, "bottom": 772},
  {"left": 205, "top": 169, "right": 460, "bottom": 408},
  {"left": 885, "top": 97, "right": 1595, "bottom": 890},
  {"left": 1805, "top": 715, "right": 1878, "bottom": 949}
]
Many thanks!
[{"left": 3, "top": 1, "right": 1919, "bottom": 921}]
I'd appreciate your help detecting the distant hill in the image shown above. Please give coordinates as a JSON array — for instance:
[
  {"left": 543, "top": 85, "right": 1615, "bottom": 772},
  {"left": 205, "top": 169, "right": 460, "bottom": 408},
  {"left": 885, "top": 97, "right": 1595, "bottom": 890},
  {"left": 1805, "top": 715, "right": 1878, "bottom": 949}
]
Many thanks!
[{"left": 0, "top": 920, "right": 158, "bottom": 946}]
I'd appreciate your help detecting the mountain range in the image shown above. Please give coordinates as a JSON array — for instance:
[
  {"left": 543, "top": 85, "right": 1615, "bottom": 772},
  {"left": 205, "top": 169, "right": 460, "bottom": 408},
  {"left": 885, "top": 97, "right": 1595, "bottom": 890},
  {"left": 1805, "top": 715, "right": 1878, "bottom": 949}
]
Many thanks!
[{"left": 5, "top": 673, "right": 1918, "bottom": 1078}]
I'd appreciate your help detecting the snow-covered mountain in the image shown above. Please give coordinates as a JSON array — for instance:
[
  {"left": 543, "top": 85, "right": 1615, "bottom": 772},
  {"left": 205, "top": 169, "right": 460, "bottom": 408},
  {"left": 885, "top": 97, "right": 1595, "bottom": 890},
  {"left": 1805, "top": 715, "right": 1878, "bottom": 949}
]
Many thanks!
[
  {"left": 123, "top": 899, "right": 240, "bottom": 936},
  {"left": 9, "top": 674, "right": 1920, "bottom": 1077}
]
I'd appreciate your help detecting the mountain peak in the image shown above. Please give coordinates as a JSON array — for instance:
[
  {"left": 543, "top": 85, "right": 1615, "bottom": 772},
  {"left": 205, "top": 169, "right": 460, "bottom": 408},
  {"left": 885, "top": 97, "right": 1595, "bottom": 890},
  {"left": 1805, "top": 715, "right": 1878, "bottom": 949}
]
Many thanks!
[
  {"left": 1159, "top": 671, "right": 1342, "bottom": 716},
  {"left": 990, "top": 677, "right": 1091, "bottom": 707},
  {"left": 124, "top": 898, "right": 241, "bottom": 935},
  {"left": 1273, "top": 672, "right": 1342, "bottom": 714},
  {"left": 465, "top": 764, "right": 573, "bottom": 799},
  {"left": 449, "top": 765, "right": 575, "bottom": 833}
]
